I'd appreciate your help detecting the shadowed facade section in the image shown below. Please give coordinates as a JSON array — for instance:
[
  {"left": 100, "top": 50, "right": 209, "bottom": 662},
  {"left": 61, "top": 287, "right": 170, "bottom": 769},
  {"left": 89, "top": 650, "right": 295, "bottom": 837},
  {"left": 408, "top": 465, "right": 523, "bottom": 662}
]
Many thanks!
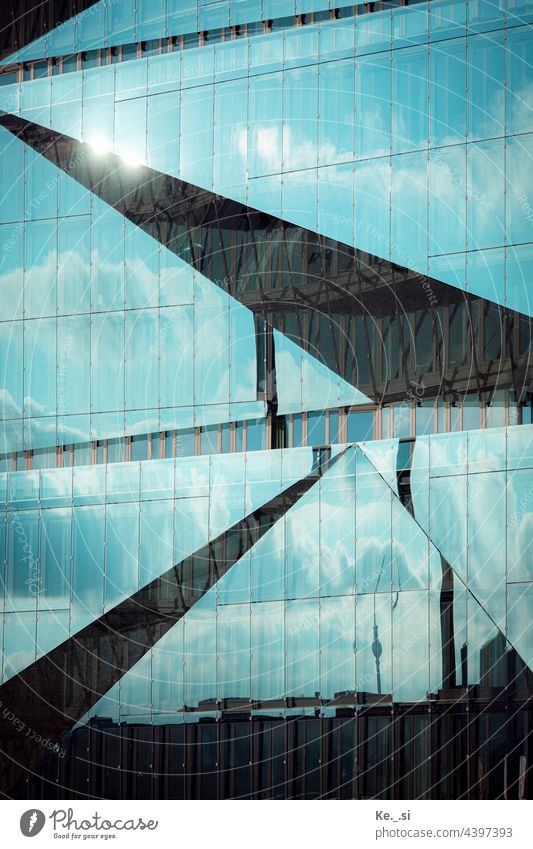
[{"left": 1, "top": 110, "right": 531, "bottom": 407}]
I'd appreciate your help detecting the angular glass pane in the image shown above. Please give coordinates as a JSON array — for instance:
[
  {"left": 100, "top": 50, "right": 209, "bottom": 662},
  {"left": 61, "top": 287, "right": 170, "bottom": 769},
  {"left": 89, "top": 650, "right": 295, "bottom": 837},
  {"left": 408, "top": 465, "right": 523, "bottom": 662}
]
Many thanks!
[{"left": 71, "top": 504, "right": 105, "bottom": 631}]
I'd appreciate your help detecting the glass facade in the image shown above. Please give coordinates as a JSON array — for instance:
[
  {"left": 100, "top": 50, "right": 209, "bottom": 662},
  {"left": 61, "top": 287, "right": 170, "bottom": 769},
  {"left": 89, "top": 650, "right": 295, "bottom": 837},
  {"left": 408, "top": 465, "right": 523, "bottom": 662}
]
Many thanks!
[{"left": 0, "top": 0, "right": 531, "bottom": 800}]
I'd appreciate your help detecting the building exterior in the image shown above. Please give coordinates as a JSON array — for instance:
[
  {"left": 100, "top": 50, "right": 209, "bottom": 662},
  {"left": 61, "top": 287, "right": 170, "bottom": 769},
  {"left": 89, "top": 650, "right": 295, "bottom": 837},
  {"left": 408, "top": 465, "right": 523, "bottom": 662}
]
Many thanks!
[{"left": 0, "top": 0, "right": 531, "bottom": 799}]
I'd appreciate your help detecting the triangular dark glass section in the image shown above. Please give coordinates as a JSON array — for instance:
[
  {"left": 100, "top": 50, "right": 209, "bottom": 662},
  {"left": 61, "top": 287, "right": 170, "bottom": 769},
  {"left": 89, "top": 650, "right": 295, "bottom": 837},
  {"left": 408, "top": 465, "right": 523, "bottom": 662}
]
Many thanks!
[{"left": 1, "top": 111, "right": 531, "bottom": 406}]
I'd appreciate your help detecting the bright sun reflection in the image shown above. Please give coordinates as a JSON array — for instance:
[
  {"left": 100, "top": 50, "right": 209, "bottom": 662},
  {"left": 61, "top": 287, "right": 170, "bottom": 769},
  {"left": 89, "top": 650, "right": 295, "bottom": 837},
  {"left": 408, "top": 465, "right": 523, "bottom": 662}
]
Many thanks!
[
  {"left": 86, "top": 135, "right": 110, "bottom": 156},
  {"left": 120, "top": 151, "right": 143, "bottom": 168}
]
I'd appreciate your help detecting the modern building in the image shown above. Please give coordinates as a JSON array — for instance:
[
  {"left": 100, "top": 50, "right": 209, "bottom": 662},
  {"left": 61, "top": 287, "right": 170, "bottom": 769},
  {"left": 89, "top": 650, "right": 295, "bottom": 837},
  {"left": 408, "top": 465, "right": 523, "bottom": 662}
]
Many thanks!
[{"left": 0, "top": 0, "right": 531, "bottom": 799}]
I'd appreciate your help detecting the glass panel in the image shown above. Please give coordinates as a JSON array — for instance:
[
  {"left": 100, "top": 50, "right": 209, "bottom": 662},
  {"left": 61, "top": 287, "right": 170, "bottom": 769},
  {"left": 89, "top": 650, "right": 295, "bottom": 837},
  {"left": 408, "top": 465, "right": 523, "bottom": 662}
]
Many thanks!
[
  {"left": 246, "top": 419, "right": 266, "bottom": 451},
  {"left": 320, "top": 596, "right": 355, "bottom": 699},
  {"left": 90, "top": 210, "right": 124, "bottom": 311},
  {"left": 72, "top": 504, "right": 105, "bottom": 631},
  {"left": 429, "top": 39, "right": 466, "bottom": 146},
  {"left": 320, "top": 456, "right": 355, "bottom": 596},
  {"left": 392, "top": 590, "right": 429, "bottom": 701},
  {"left": 285, "top": 487, "right": 319, "bottom": 599},
  {"left": 114, "top": 95, "right": 147, "bottom": 164},
  {"left": 428, "top": 145, "right": 466, "bottom": 256},
  {"left": 286, "top": 599, "right": 319, "bottom": 697},
  {"left": 6, "top": 508, "right": 39, "bottom": 612},
  {"left": 251, "top": 516, "right": 285, "bottom": 602},
  {"left": 355, "top": 452, "right": 392, "bottom": 592},
  {"left": 183, "top": 597, "right": 217, "bottom": 707},
  {"left": 283, "top": 64, "right": 318, "bottom": 174},
  {"left": 391, "top": 151, "right": 427, "bottom": 268},
  {"left": 180, "top": 84, "right": 214, "bottom": 187},
  {"left": 139, "top": 499, "right": 174, "bottom": 587},
  {"left": 467, "top": 140, "right": 505, "bottom": 251},
  {"left": 506, "top": 133, "right": 533, "bottom": 248},
  {"left": 38, "top": 506, "right": 70, "bottom": 609},
  {"left": 3, "top": 611, "right": 36, "bottom": 680},
  {"left": 355, "top": 592, "right": 392, "bottom": 695},
  {"left": 248, "top": 72, "right": 282, "bottom": 179},
  {"left": 355, "top": 54, "right": 390, "bottom": 159},
  {"left": 217, "top": 603, "right": 250, "bottom": 700},
  {"left": 318, "top": 58, "right": 354, "bottom": 166},
  {"left": 58, "top": 315, "right": 90, "bottom": 416},
  {"left": 24, "top": 318, "right": 56, "bottom": 417},
  {"left": 104, "top": 501, "right": 140, "bottom": 609},
  {"left": 58, "top": 217, "right": 90, "bottom": 314},
  {"left": 213, "top": 77, "right": 247, "bottom": 194},
  {"left": 91, "top": 313, "right": 125, "bottom": 412},
  {"left": 392, "top": 45, "right": 428, "bottom": 154},
  {"left": 0, "top": 129, "right": 24, "bottom": 224},
  {"left": 507, "top": 26, "right": 533, "bottom": 135},
  {"left": 251, "top": 601, "right": 284, "bottom": 700},
  {"left": 0, "top": 223, "right": 24, "bottom": 322},
  {"left": 347, "top": 410, "right": 373, "bottom": 443},
  {"left": 467, "top": 32, "right": 505, "bottom": 141},
  {"left": 354, "top": 157, "right": 390, "bottom": 257},
  {"left": 125, "top": 309, "right": 158, "bottom": 410},
  {"left": 467, "top": 471, "right": 506, "bottom": 631}
]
